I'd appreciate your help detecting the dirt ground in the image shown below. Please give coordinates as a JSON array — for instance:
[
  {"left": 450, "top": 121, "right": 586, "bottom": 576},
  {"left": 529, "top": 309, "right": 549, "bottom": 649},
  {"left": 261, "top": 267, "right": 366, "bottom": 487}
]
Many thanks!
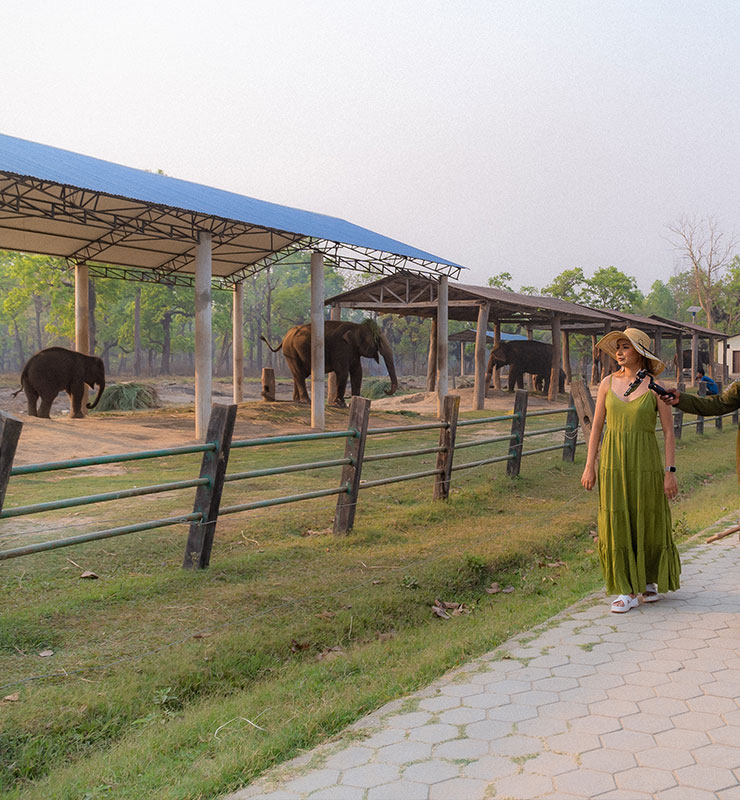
[{"left": 0, "top": 374, "right": 572, "bottom": 466}]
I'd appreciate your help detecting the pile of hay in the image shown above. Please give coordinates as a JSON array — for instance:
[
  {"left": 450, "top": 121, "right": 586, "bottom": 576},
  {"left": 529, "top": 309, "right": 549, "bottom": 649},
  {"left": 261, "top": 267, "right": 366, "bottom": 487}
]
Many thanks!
[
  {"left": 361, "top": 377, "right": 395, "bottom": 399},
  {"left": 92, "top": 382, "right": 160, "bottom": 412}
]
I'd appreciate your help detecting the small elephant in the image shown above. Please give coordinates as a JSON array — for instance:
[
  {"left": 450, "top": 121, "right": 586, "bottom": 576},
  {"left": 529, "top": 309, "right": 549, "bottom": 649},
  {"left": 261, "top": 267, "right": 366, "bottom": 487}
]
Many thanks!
[
  {"left": 262, "top": 319, "right": 398, "bottom": 407},
  {"left": 14, "top": 347, "right": 106, "bottom": 418},
  {"left": 486, "top": 340, "right": 565, "bottom": 394}
]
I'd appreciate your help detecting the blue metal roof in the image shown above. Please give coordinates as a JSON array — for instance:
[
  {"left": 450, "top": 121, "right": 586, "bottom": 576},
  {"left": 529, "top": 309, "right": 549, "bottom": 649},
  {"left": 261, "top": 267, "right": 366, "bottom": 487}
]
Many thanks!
[{"left": 0, "top": 132, "right": 462, "bottom": 283}]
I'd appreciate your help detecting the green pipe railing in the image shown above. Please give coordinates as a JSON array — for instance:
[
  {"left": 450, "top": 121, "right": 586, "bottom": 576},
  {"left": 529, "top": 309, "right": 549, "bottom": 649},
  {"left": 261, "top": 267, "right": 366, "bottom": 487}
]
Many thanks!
[
  {"left": 0, "top": 478, "right": 208, "bottom": 519},
  {"left": 224, "top": 458, "right": 351, "bottom": 482},
  {"left": 219, "top": 484, "right": 350, "bottom": 515},
  {"left": 363, "top": 445, "right": 445, "bottom": 463},
  {"left": 457, "top": 413, "right": 517, "bottom": 427},
  {"left": 230, "top": 431, "right": 355, "bottom": 448},
  {"left": 366, "top": 422, "right": 446, "bottom": 435},
  {"left": 0, "top": 513, "right": 203, "bottom": 561},
  {"left": 10, "top": 443, "right": 216, "bottom": 476},
  {"left": 359, "top": 468, "right": 443, "bottom": 490}
]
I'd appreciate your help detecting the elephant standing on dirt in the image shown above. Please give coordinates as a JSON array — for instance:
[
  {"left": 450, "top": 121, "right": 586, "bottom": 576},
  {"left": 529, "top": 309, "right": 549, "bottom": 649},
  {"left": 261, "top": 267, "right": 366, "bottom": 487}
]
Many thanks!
[
  {"left": 486, "top": 340, "right": 565, "bottom": 394},
  {"left": 13, "top": 347, "right": 106, "bottom": 418},
  {"left": 262, "top": 319, "right": 398, "bottom": 407}
]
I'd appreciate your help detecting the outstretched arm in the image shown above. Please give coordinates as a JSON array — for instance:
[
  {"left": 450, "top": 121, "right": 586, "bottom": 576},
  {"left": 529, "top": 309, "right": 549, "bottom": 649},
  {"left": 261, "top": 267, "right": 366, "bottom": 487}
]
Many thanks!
[
  {"left": 581, "top": 380, "right": 608, "bottom": 491},
  {"left": 657, "top": 395, "right": 678, "bottom": 499}
]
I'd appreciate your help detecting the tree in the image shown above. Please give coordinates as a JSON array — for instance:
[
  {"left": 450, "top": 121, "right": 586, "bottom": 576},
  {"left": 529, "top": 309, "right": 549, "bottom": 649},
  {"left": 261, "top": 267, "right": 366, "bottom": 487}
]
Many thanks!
[
  {"left": 581, "top": 266, "right": 642, "bottom": 311},
  {"left": 643, "top": 279, "right": 678, "bottom": 320},
  {"left": 666, "top": 216, "right": 738, "bottom": 329},
  {"left": 487, "top": 272, "right": 514, "bottom": 291},
  {"left": 541, "top": 268, "right": 586, "bottom": 303}
]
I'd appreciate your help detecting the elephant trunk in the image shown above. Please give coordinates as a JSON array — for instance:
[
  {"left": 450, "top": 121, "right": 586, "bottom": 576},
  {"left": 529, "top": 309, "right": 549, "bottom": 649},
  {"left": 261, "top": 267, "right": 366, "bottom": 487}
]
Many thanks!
[
  {"left": 379, "top": 335, "right": 398, "bottom": 396},
  {"left": 87, "top": 376, "right": 105, "bottom": 410}
]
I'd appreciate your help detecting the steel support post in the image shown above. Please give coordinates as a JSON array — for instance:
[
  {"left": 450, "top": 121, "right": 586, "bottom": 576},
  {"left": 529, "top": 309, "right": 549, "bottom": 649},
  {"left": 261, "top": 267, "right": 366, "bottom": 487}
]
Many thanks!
[
  {"left": 327, "top": 304, "right": 341, "bottom": 405},
  {"left": 194, "top": 231, "right": 213, "bottom": 440},
  {"left": 473, "top": 301, "right": 490, "bottom": 410},
  {"left": 310, "top": 251, "right": 325, "bottom": 430}
]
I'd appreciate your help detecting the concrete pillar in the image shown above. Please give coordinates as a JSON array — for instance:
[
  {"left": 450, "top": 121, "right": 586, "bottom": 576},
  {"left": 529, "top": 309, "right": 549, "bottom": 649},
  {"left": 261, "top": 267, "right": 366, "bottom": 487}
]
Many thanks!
[
  {"left": 310, "top": 251, "right": 325, "bottom": 430},
  {"left": 194, "top": 231, "right": 213, "bottom": 440},
  {"left": 436, "top": 276, "right": 448, "bottom": 418},
  {"left": 548, "top": 313, "right": 562, "bottom": 402},
  {"left": 675, "top": 334, "right": 683, "bottom": 379},
  {"left": 327, "top": 304, "right": 341, "bottom": 404},
  {"left": 426, "top": 318, "right": 437, "bottom": 392},
  {"left": 75, "top": 263, "right": 90, "bottom": 354},
  {"left": 473, "top": 302, "right": 490, "bottom": 410},
  {"left": 232, "top": 282, "right": 244, "bottom": 403},
  {"left": 459, "top": 342, "right": 465, "bottom": 377}
]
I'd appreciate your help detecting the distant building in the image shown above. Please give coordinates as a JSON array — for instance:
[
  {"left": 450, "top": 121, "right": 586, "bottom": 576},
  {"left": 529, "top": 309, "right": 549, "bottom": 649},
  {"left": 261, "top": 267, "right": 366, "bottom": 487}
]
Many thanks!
[{"left": 725, "top": 334, "right": 740, "bottom": 378}]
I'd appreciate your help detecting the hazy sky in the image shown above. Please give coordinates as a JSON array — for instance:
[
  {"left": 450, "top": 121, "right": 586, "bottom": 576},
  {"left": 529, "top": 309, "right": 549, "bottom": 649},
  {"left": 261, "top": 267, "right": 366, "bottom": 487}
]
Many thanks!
[{"left": 2, "top": 0, "right": 739, "bottom": 293}]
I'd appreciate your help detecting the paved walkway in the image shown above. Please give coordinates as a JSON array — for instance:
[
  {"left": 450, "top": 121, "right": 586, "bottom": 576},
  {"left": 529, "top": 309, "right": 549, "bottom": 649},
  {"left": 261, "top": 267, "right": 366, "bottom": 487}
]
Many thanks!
[{"left": 228, "top": 528, "right": 740, "bottom": 800}]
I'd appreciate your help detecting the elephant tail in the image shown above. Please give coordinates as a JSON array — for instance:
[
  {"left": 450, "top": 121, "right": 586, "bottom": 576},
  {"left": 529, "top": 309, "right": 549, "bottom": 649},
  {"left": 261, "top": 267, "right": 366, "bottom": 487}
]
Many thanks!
[
  {"left": 10, "top": 387, "right": 22, "bottom": 398},
  {"left": 260, "top": 335, "right": 282, "bottom": 353}
]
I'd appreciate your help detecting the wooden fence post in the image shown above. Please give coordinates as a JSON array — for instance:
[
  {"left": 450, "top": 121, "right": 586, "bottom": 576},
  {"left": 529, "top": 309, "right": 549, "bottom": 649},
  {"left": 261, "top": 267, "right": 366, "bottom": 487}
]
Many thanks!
[
  {"left": 333, "top": 395, "right": 370, "bottom": 534},
  {"left": 562, "top": 393, "right": 579, "bottom": 462},
  {"left": 261, "top": 367, "right": 276, "bottom": 401},
  {"left": 673, "top": 382, "right": 684, "bottom": 440},
  {"left": 433, "top": 394, "right": 460, "bottom": 500},
  {"left": 183, "top": 404, "right": 237, "bottom": 569},
  {"left": 570, "top": 379, "right": 595, "bottom": 443},
  {"left": 715, "top": 382, "right": 723, "bottom": 430},
  {"left": 696, "top": 380, "right": 705, "bottom": 435},
  {"left": 0, "top": 412, "right": 22, "bottom": 515},
  {"left": 507, "top": 390, "right": 528, "bottom": 477}
]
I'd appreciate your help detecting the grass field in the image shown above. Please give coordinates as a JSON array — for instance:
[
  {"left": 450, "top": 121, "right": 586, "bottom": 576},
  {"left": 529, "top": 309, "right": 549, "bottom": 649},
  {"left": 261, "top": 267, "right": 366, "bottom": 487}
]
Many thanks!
[{"left": 0, "top": 405, "right": 738, "bottom": 800}]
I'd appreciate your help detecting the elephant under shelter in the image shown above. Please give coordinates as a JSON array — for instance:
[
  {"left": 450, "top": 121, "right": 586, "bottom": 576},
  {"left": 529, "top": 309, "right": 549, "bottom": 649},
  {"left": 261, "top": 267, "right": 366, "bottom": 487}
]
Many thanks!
[{"left": 323, "top": 273, "right": 730, "bottom": 408}]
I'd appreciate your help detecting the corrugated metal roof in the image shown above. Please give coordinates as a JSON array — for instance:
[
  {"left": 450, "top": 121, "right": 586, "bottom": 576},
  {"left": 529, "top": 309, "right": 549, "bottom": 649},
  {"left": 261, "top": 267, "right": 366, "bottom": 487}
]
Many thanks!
[{"left": 0, "top": 133, "right": 462, "bottom": 284}]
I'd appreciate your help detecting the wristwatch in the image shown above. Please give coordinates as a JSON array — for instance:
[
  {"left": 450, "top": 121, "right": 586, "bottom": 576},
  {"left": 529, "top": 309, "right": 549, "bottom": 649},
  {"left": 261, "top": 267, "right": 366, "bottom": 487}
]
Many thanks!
[{"left": 665, "top": 466, "right": 677, "bottom": 473}]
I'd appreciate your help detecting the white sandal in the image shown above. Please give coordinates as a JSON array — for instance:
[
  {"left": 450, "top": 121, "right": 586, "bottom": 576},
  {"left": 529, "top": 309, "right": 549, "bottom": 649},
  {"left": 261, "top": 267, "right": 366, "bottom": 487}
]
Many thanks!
[
  {"left": 611, "top": 594, "right": 638, "bottom": 613},
  {"left": 642, "top": 583, "right": 662, "bottom": 603}
]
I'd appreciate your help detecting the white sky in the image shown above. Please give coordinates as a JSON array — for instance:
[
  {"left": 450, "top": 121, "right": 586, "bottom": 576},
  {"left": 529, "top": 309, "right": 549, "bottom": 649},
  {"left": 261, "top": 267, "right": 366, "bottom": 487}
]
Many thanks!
[{"left": 2, "top": 0, "right": 739, "bottom": 292}]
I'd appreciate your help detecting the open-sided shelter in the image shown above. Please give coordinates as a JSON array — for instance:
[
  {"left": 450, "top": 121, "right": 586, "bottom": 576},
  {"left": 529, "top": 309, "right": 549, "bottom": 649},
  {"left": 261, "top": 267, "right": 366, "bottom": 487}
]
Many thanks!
[{"left": 0, "top": 133, "right": 462, "bottom": 434}]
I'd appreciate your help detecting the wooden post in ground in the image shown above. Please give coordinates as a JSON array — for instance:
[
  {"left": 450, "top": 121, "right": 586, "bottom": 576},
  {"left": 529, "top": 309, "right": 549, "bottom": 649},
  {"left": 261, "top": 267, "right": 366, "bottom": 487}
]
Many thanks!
[
  {"left": 333, "top": 396, "right": 370, "bottom": 534},
  {"left": 691, "top": 331, "right": 699, "bottom": 386},
  {"left": 233, "top": 282, "right": 244, "bottom": 403},
  {"left": 562, "top": 330, "right": 572, "bottom": 385},
  {"left": 473, "top": 302, "right": 490, "bottom": 410},
  {"left": 570, "top": 379, "right": 596, "bottom": 443},
  {"left": 183, "top": 403, "right": 237, "bottom": 569},
  {"left": 562, "top": 392, "right": 579, "bottom": 462},
  {"left": 507, "top": 389, "right": 528, "bottom": 477},
  {"left": 434, "top": 395, "right": 460, "bottom": 500},
  {"left": 327, "top": 304, "right": 341, "bottom": 404},
  {"left": 716, "top": 382, "right": 724, "bottom": 430},
  {"left": 590, "top": 334, "right": 600, "bottom": 385},
  {"left": 436, "top": 276, "right": 449, "bottom": 418},
  {"left": 492, "top": 319, "right": 502, "bottom": 390},
  {"left": 261, "top": 367, "right": 276, "bottom": 401},
  {"left": 0, "top": 412, "right": 22, "bottom": 515},
  {"left": 548, "top": 313, "right": 562, "bottom": 402}
]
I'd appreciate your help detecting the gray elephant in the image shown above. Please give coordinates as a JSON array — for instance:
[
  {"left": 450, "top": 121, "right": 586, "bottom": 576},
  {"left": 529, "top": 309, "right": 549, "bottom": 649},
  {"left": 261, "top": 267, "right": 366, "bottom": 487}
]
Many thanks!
[
  {"left": 486, "top": 340, "right": 565, "bottom": 394},
  {"left": 262, "top": 319, "right": 398, "bottom": 407},
  {"left": 13, "top": 347, "right": 106, "bottom": 418}
]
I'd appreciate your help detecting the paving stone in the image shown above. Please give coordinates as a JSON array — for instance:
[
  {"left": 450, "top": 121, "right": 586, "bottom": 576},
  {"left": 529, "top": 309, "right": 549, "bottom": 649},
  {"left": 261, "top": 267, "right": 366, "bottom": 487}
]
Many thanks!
[
  {"left": 462, "top": 754, "right": 518, "bottom": 780},
  {"left": 551, "top": 663, "right": 597, "bottom": 679},
  {"left": 589, "top": 697, "right": 640, "bottom": 717},
  {"left": 654, "top": 787, "right": 719, "bottom": 800},
  {"left": 359, "top": 729, "right": 406, "bottom": 748},
  {"left": 531, "top": 676, "right": 579, "bottom": 692},
  {"left": 437, "top": 706, "right": 485, "bottom": 725},
  {"left": 671, "top": 710, "right": 725, "bottom": 731},
  {"left": 283, "top": 769, "right": 340, "bottom": 794},
  {"left": 487, "top": 703, "right": 539, "bottom": 722},
  {"left": 621, "top": 712, "right": 674, "bottom": 734},
  {"left": 636, "top": 746, "right": 695, "bottom": 770},
  {"left": 654, "top": 728, "right": 710, "bottom": 750},
  {"left": 607, "top": 683, "right": 655, "bottom": 702},
  {"left": 418, "top": 695, "right": 461, "bottom": 712},
  {"left": 375, "top": 740, "right": 432, "bottom": 765},
  {"left": 600, "top": 729, "right": 656, "bottom": 751},
  {"left": 615, "top": 766, "right": 677, "bottom": 793},
  {"left": 555, "top": 767, "right": 616, "bottom": 796},
  {"left": 428, "top": 777, "right": 488, "bottom": 800},
  {"left": 310, "top": 787, "right": 365, "bottom": 800},
  {"left": 557, "top": 686, "right": 607, "bottom": 704},
  {"left": 340, "top": 763, "right": 400, "bottom": 788},
  {"left": 547, "top": 731, "right": 601, "bottom": 754},
  {"left": 493, "top": 772, "right": 555, "bottom": 799},
  {"left": 687, "top": 695, "right": 739, "bottom": 715},
  {"left": 462, "top": 690, "right": 510, "bottom": 709},
  {"left": 569, "top": 714, "right": 621, "bottom": 735},
  {"left": 718, "top": 786, "right": 740, "bottom": 800},
  {"left": 323, "top": 746, "right": 374, "bottom": 770},
  {"left": 407, "top": 723, "right": 458, "bottom": 744},
  {"left": 516, "top": 716, "right": 569, "bottom": 736},
  {"left": 365, "top": 781, "right": 429, "bottom": 800},
  {"left": 673, "top": 764, "right": 739, "bottom": 791},
  {"left": 403, "top": 759, "right": 459, "bottom": 785},
  {"left": 580, "top": 747, "right": 636, "bottom": 772},
  {"left": 692, "top": 743, "right": 740, "bottom": 768},
  {"left": 511, "top": 689, "right": 559, "bottom": 706},
  {"left": 708, "top": 725, "right": 740, "bottom": 746},
  {"left": 463, "top": 719, "right": 515, "bottom": 740},
  {"left": 432, "top": 737, "right": 489, "bottom": 760},
  {"left": 439, "top": 682, "right": 483, "bottom": 698},
  {"left": 522, "top": 751, "right": 578, "bottom": 775},
  {"left": 539, "top": 700, "right": 589, "bottom": 721},
  {"left": 488, "top": 733, "right": 544, "bottom": 757},
  {"left": 638, "top": 696, "right": 689, "bottom": 717}
]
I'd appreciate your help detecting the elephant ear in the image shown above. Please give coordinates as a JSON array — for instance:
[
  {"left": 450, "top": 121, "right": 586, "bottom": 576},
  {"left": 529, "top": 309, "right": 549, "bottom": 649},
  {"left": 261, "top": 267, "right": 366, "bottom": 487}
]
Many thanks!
[{"left": 342, "top": 328, "right": 356, "bottom": 345}]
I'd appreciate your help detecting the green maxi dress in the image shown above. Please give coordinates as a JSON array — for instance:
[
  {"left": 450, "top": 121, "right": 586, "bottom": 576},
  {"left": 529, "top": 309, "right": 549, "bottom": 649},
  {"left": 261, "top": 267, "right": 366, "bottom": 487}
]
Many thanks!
[{"left": 598, "top": 380, "right": 681, "bottom": 595}]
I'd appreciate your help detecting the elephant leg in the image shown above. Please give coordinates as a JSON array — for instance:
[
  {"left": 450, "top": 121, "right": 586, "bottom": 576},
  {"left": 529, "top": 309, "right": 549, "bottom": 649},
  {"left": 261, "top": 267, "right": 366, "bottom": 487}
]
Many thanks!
[
  {"left": 508, "top": 367, "right": 520, "bottom": 392},
  {"left": 286, "top": 359, "right": 310, "bottom": 403},
  {"left": 38, "top": 394, "right": 55, "bottom": 418},
  {"left": 25, "top": 387, "right": 39, "bottom": 417},
  {"left": 349, "top": 362, "right": 363, "bottom": 396},
  {"left": 70, "top": 386, "right": 85, "bottom": 418},
  {"left": 332, "top": 371, "right": 349, "bottom": 408}
]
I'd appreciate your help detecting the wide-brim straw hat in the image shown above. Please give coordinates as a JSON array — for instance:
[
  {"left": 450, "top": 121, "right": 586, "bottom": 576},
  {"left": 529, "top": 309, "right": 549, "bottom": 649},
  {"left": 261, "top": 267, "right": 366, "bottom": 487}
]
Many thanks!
[{"left": 596, "top": 327, "right": 666, "bottom": 377}]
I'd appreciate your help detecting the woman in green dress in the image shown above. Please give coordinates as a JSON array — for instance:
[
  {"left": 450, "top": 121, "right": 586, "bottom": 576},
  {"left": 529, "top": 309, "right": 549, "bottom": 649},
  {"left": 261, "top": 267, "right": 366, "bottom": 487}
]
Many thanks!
[{"left": 581, "top": 328, "right": 681, "bottom": 613}]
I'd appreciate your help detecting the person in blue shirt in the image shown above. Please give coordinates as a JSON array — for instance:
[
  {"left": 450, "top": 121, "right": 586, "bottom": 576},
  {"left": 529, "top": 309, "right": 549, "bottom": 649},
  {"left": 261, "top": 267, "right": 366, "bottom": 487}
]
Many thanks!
[{"left": 696, "top": 368, "right": 719, "bottom": 395}]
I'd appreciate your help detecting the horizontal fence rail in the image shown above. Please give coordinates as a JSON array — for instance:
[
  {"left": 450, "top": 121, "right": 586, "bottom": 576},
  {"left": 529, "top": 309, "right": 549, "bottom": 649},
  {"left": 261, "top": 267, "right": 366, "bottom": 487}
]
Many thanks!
[{"left": 1, "top": 382, "right": 734, "bottom": 566}]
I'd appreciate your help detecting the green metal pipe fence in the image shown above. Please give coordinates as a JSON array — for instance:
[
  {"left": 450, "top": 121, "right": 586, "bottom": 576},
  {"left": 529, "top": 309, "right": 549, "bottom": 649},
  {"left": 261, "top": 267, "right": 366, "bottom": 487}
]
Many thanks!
[{"left": 1, "top": 383, "right": 731, "bottom": 566}]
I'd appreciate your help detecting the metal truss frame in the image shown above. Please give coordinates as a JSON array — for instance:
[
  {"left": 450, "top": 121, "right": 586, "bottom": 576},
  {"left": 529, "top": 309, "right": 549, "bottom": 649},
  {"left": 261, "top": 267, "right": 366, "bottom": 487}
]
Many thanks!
[{"left": 0, "top": 171, "right": 461, "bottom": 289}]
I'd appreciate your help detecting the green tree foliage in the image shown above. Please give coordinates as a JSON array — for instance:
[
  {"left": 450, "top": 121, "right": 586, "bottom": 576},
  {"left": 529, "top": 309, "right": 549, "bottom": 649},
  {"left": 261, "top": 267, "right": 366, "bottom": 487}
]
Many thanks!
[{"left": 486, "top": 271, "right": 514, "bottom": 291}]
